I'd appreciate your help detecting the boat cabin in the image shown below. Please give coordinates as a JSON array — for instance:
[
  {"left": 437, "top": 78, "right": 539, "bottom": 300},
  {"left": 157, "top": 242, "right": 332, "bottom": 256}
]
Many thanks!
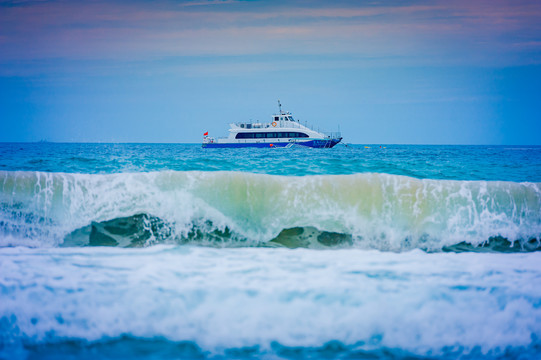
[
  {"left": 273, "top": 114, "right": 295, "bottom": 122},
  {"left": 202, "top": 100, "right": 342, "bottom": 148},
  {"left": 235, "top": 131, "right": 308, "bottom": 139}
]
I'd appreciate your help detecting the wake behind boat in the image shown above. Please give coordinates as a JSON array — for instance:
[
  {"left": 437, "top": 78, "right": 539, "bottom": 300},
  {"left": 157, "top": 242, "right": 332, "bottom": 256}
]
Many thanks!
[{"left": 202, "top": 101, "right": 342, "bottom": 148}]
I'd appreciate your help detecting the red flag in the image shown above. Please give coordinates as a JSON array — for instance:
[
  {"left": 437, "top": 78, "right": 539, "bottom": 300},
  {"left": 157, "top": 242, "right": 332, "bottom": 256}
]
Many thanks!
[{"left": 203, "top": 131, "right": 208, "bottom": 136}]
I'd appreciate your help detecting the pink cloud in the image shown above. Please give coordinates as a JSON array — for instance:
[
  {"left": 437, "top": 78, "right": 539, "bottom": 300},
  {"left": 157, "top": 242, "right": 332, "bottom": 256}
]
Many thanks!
[{"left": 0, "top": 0, "right": 539, "bottom": 66}]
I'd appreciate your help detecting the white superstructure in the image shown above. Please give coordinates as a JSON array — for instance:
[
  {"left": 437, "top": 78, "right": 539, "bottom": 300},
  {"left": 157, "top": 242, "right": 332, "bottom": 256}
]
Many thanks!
[{"left": 203, "top": 101, "right": 342, "bottom": 148}]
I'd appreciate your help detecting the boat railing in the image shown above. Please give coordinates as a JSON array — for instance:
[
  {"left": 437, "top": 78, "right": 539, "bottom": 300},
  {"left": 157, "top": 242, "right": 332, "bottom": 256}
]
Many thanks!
[
  {"left": 235, "top": 121, "right": 306, "bottom": 129},
  {"left": 235, "top": 123, "right": 269, "bottom": 129},
  {"left": 323, "top": 131, "right": 342, "bottom": 139}
]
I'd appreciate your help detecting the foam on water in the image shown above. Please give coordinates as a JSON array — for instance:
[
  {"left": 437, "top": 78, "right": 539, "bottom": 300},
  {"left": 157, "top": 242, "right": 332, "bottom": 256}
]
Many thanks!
[
  {"left": 1, "top": 144, "right": 541, "bottom": 359},
  {"left": 1, "top": 170, "right": 540, "bottom": 251},
  {"left": 1, "top": 246, "right": 541, "bottom": 359}
]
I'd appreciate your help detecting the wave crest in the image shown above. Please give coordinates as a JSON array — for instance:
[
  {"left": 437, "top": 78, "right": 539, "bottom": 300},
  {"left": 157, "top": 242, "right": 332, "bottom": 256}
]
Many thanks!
[{"left": 1, "top": 170, "right": 540, "bottom": 251}]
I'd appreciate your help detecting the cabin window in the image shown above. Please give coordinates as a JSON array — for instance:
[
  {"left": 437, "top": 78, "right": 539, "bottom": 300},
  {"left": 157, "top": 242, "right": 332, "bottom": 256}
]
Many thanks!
[
  {"left": 236, "top": 132, "right": 309, "bottom": 139},
  {"left": 236, "top": 133, "right": 254, "bottom": 139},
  {"left": 274, "top": 116, "right": 279, "bottom": 121}
]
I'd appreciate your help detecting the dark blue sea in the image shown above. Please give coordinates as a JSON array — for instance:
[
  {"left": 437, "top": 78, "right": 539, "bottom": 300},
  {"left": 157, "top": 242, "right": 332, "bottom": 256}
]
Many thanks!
[{"left": 1, "top": 143, "right": 541, "bottom": 359}]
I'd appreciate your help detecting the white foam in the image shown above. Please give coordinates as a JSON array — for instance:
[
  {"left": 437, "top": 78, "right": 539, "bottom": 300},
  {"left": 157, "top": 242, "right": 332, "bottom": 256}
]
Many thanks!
[
  {"left": 1, "top": 170, "right": 540, "bottom": 249},
  {"left": 0, "top": 246, "right": 540, "bottom": 356}
]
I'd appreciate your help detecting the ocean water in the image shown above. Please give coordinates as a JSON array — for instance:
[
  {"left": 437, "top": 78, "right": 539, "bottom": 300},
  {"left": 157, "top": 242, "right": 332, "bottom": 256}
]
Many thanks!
[{"left": 1, "top": 143, "right": 541, "bottom": 359}]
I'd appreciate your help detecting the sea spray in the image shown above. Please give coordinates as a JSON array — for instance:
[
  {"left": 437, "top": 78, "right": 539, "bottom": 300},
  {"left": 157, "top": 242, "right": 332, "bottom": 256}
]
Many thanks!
[
  {"left": 1, "top": 170, "right": 540, "bottom": 251},
  {"left": 2, "top": 144, "right": 541, "bottom": 359},
  {"left": 1, "top": 246, "right": 541, "bottom": 358}
]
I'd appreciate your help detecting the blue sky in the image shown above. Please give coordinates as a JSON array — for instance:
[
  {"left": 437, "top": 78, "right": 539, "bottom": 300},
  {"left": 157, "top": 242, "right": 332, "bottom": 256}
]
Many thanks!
[{"left": 1, "top": 0, "right": 540, "bottom": 144}]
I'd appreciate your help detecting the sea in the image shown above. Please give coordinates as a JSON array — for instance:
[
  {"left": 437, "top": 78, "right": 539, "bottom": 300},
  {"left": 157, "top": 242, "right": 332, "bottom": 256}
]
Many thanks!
[{"left": 1, "top": 143, "right": 540, "bottom": 359}]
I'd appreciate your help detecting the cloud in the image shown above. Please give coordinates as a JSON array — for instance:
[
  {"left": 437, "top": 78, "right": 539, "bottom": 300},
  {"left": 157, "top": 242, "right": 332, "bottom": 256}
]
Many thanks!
[
  {"left": 0, "top": 0, "right": 539, "bottom": 68},
  {"left": 180, "top": 0, "right": 240, "bottom": 7}
]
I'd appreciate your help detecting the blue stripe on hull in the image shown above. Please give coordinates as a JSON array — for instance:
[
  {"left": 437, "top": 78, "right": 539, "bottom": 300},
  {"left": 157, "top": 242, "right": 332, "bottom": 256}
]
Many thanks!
[
  {"left": 203, "top": 138, "right": 342, "bottom": 149},
  {"left": 303, "top": 139, "right": 342, "bottom": 148}
]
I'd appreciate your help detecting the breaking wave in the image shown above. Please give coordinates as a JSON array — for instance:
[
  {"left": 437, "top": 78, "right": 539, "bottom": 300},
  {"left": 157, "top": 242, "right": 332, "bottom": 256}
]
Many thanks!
[{"left": 1, "top": 170, "right": 540, "bottom": 252}]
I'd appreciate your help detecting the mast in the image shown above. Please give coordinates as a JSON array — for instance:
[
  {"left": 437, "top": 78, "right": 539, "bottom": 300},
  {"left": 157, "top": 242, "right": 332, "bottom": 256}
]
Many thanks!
[{"left": 278, "top": 100, "right": 282, "bottom": 114}]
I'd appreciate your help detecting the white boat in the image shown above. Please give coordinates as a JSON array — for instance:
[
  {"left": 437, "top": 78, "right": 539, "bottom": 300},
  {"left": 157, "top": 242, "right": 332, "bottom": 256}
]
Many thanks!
[{"left": 202, "top": 101, "right": 342, "bottom": 148}]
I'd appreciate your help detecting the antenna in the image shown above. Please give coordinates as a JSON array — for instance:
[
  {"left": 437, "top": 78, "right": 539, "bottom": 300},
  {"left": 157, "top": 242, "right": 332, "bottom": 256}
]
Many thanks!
[{"left": 278, "top": 100, "right": 282, "bottom": 114}]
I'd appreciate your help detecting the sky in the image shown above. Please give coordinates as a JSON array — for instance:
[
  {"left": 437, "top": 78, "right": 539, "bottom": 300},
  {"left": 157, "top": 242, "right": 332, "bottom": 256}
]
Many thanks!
[{"left": 1, "top": 0, "right": 540, "bottom": 144}]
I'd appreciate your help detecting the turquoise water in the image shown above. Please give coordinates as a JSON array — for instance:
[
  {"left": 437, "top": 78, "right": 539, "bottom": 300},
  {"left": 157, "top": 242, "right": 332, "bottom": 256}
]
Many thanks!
[
  {"left": 1, "top": 143, "right": 541, "bottom": 359},
  {"left": 1, "top": 143, "right": 540, "bottom": 181}
]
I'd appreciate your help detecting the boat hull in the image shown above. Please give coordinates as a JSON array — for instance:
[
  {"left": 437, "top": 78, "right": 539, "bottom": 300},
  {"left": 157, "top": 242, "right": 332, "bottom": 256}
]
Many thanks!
[{"left": 203, "top": 138, "right": 342, "bottom": 149}]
